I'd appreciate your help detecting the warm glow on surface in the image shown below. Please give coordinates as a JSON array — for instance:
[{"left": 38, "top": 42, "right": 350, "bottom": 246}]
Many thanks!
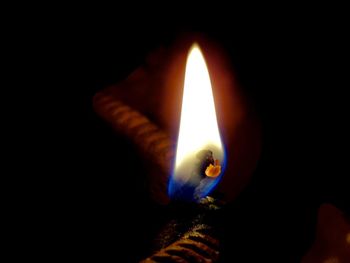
[
  {"left": 175, "top": 44, "right": 223, "bottom": 168},
  {"left": 169, "top": 43, "right": 225, "bottom": 201},
  {"left": 323, "top": 257, "right": 339, "bottom": 263}
]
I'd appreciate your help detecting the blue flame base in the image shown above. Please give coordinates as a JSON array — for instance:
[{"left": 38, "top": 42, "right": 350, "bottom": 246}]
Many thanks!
[
  {"left": 168, "top": 177, "right": 222, "bottom": 202},
  {"left": 168, "top": 147, "right": 227, "bottom": 203}
]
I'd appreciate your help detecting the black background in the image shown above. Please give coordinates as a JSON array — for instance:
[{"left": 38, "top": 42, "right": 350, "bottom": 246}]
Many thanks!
[{"left": 31, "top": 6, "right": 349, "bottom": 262}]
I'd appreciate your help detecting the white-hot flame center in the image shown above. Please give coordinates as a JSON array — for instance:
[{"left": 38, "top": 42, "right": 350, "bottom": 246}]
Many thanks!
[{"left": 175, "top": 44, "right": 223, "bottom": 170}]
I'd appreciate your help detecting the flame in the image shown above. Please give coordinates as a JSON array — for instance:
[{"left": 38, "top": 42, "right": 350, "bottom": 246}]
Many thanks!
[{"left": 169, "top": 43, "right": 225, "bottom": 201}]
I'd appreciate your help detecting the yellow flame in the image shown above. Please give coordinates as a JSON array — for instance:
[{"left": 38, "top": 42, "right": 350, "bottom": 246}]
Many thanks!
[{"left": 175, "top": 44, "right": 223, "bottom": 172}]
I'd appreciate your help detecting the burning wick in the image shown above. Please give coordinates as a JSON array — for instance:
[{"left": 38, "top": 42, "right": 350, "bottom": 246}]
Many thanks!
[
  {"left": 197, "top": 150, "right": 221, "bottom": 178},
  {"left": 168, "top": 43, "right": 226, "bottom": 202},
  {"left": 205, "top": 160, "right": 221, "bottom": 178}
]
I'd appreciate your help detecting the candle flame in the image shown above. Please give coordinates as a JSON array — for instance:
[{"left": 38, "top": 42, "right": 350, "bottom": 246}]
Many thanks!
[{"left": 169, "top": 43, "right": 225, "bottom": 201}]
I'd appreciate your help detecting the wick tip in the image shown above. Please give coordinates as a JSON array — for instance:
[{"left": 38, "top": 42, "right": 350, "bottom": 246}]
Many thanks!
[{"left": 205, "top": 160, "right": 221, "bottom": 178}]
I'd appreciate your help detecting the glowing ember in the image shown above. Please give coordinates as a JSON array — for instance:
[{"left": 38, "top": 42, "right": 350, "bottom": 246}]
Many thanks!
[
  {"left": 205, "top": 159, "right": 221, "bottom": 178},
  {"left": 168, "top": 43, "right": 226, "bottom": 202}
]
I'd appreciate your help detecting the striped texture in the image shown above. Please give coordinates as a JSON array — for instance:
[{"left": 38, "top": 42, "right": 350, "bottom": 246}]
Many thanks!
[
  {"left": 140, "top": 224, "right": 220, "bottom": 263},
  {"left": 93, "top": 92, "right": 175, "bottom": 204}
]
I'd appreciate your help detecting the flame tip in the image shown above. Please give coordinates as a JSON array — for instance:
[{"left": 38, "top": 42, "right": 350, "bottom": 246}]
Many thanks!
[{"left": 189, "top": 42, "right": 202, "bottom": 52}]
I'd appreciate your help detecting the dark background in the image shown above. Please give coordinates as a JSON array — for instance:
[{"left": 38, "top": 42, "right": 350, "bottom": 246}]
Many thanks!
[{"left": 37, "top": 7, "right": 349, "bottom": 262}]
